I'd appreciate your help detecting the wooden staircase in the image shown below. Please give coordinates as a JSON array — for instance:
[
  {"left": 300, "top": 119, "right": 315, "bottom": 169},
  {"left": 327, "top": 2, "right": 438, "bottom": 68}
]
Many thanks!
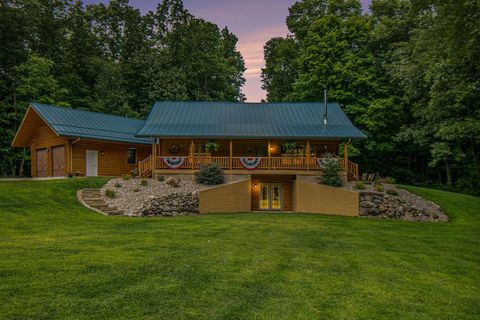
[
  {"left": 346, "top": 160, "right": 359, "bottom": 181},
  {"left": 138, "top": 155, "right": 152, "bottom": 178}
]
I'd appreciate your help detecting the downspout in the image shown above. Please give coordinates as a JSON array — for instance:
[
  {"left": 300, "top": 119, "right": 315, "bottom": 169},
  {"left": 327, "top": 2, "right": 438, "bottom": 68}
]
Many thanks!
[{"left": 70, "top": 138, "right": 81, "bottom": 173}]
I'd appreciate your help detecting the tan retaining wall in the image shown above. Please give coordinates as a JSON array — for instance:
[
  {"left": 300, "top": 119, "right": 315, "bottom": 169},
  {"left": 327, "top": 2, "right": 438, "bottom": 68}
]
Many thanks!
[
  {"left": 198, "top": 179, "right": 251, "bottom": 214},
  {"left": 293, "top": 180, "right": 359, "bottom": 216}
]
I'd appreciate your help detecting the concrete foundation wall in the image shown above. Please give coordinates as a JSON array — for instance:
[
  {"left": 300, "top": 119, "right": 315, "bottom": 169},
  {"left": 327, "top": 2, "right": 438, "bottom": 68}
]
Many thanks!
[
  {"left": 293, "top": 180, "right": 359, "bottom": 216},
  {"left": 198, "top": 179, "right": 251, "bottom": 214}
]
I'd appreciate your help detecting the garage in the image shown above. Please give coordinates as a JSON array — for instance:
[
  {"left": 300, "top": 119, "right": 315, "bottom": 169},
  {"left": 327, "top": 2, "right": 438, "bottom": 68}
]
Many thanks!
[
  {"left": 36, "top": 149, "right": 48, "bottom": 177},
  {"left": 52, "top": 146, "right": 65, "bottom": 177}
]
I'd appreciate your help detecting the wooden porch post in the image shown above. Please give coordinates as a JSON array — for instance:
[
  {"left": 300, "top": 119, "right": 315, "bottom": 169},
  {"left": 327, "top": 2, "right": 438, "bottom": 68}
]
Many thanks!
[
  {"left": 190, "top": 139, "right": 194, "bottom": 169},
  {"left": 229, "top": 139, "right": 233, "bottom": 169},
  {"left": 344, "top": 142, "right": 349, "bottom": 171},
  {"left": 151, "top": 138, "right": 156, "bottom": 172},
  {"left": 306, "top": 139, "right": 310, "bottom": 171},
  {"left": 158, "top": 138, "right": 161, "bottom": 155},
  {"left": 268, "top": 139, "right": 271, "bottom": 170}
]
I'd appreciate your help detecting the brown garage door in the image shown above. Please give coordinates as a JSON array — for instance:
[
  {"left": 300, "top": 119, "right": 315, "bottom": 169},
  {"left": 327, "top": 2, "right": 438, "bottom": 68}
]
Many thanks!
[
  {"left": 52, "top": 146, "right": 65, "bottom": 177},
  {"left": 36, "top": 149, "right": 48, "bottom": 177}
]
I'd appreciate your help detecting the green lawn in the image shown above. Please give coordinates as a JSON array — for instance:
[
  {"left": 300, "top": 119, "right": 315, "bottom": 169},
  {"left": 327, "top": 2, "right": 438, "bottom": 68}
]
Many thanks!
[{"left": 0, "top": 179, "right": 479, "bottom": 319}]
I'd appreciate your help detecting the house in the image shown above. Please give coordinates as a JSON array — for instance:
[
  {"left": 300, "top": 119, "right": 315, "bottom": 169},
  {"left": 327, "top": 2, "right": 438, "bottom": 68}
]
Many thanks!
[
  {"left": 11, "top": 103, "right": 151, "bottom": 177},
  {"left": 12, "top": 101, "right": 366, "bottom": 213}
]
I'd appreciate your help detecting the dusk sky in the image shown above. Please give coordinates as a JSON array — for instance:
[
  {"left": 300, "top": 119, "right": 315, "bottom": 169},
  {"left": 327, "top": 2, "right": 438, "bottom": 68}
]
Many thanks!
[{"left": 85, "top": 0, "right": 372, "bottom": 101}]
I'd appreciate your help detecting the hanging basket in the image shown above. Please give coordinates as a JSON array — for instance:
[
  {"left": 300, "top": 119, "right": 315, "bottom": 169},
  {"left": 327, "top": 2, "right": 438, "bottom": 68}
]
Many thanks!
[
  {"left": 163, "top": 157, "right": 186, "bottom": 169},
  {"left": 240, "top": 157, "right": 261, "bottom": 170}
]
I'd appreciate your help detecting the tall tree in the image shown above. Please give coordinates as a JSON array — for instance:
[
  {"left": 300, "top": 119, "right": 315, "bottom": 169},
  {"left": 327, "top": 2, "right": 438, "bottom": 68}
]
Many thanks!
[
  {"left": 262, "top": 0, "right": 480, "bottom": 193},
  {"left": 166, "top": 18, "right": 245, "bottom": 101},
  {"left": 392, "top": 0, "right": 480, "bottom": 187},
  {"left": 0, "top": 0, "right": 247, "bottom": 176},
  {"left": 261, "top": 37, "right": 299, "bottom": 102}
]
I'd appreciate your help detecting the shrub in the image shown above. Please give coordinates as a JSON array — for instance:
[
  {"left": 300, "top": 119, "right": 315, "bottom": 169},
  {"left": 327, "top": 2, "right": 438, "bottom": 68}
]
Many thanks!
[
  {"left": 114, "top": 182, "right": 122, "bottom": 188},
  {"left": 318, "top": 154, "right": 343, "bottom": 187},
  {"left": 130, "top": 168, "right": 139, "bottom": 178},
  {"left": 157, "top": 175, "right": 165, "bottom": 182},
  {"left": 195, "top": 163, "right": 225, "bottom": 185},
  {"left": 374, "top": 184, "right": 384, "bottom": 192},
  {"left": 105, "top": 189, "right": 116, "bottom": 198},
  {"left": 122, "top": 174, "right": 130, "bottom": 181},
  {"left": 386, "top": 189, "right": 398, "bottom": 196},
  {"left": 376, "top": 176, "right": 396, "bottom": 184},
  {"left": 133, "top": 188, "right": 139, "bottom": 193},
  {"left": 383, "top": 176, "right": 396, "bottom": 184},
  {"left": 140, "top": 179, "right": 148, "bottom": 186},
  {"left": 355, "top": 181, "right": 366, "bottom": 190}
]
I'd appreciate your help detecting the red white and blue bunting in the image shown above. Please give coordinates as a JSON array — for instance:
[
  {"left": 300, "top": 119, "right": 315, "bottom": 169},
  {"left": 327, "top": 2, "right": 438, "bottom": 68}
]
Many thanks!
[
  {"left": 240, "top": 157, "right": 261, "bottom": 170},
  {"left": 163, "top": 157, "right": 186, "bottom": 169}
]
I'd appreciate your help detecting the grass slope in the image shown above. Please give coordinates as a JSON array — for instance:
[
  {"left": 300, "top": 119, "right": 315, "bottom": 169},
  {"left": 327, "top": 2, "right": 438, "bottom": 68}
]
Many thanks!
[{"left": 0, "top": 179, "right": 479, "bottom": 320}]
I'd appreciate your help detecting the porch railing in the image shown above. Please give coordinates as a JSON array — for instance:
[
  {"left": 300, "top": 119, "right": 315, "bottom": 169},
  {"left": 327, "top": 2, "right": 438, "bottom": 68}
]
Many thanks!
[
  {"left": 152, "top": 156, "right": 358, "bottom": 179},
  {"left": 138, "top": 155, "right": 152, "bottom": 177}
]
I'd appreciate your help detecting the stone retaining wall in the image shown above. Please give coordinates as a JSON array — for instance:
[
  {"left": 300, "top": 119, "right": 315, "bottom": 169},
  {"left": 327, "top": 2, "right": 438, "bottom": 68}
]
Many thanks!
[{"left": 138, "top": 192, "right": 199, "bottom": 216}]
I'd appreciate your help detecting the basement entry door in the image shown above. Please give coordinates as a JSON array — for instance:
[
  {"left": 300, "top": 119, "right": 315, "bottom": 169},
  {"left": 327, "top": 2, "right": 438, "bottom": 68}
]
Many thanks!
[
  {"left": 259, "top": 184, "right": 283, "bottom": 210},
  {"left": 86, "top": 150, "right": 98, "bottom": 177}
]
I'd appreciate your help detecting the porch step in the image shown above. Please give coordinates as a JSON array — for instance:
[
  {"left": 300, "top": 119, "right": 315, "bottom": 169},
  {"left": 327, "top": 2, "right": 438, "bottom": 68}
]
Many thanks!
[
  {"left": 77, "top": 188, "right": 124, "bottom": 216},
  {"left": 140, "top": 169, "right": 152, "bottom": 178}
]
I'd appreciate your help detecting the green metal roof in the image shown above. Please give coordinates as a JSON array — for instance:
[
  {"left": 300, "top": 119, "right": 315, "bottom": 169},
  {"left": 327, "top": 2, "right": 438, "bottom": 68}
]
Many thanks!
[
  {"left": 31, "top": 103, "right": 151, "bottom": 145},
  {"left": 136, "top": 101, "right": 367, "bottom": 140}
]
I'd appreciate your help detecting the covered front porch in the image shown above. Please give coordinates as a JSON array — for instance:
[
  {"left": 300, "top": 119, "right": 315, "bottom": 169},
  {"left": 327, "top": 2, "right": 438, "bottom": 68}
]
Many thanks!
[{"left": 138, "top": 138, "right": 359, "bottom": 180}]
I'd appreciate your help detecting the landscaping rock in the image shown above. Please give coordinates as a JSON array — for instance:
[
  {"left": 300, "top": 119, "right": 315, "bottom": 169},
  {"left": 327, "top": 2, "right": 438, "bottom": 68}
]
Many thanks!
[
  {"left": 358, "top": 189, "right": 447, "bottom": 222},
  {"left": 101, "top": 178, "right": 208, "bottom": 216},
  {"left": 166, "top": 177, "right": 180, "bottom": 188}
]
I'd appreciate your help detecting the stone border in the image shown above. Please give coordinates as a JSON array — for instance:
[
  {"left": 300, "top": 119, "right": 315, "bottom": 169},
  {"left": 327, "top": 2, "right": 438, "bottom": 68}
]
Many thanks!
[
  {"left": 77, "top": 188, "right": 123, "bottom": 216},
  {"left": 77, "top": 189, "right": 108, "bottom": 216}
]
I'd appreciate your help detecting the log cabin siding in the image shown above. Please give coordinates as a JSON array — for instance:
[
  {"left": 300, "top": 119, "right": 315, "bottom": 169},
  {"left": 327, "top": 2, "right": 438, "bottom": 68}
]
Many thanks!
[
  {"left": 71, "top": 140, "right": 150, "bottom": 176},
  {"left": 29, "top": 120, "right": 69, "bottom": 177}
]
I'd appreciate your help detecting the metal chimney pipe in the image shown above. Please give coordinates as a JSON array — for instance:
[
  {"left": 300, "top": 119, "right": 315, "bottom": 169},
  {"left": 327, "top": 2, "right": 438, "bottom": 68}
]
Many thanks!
[{"left": 323, "top": 89, "right": 328, "bottom": 125}]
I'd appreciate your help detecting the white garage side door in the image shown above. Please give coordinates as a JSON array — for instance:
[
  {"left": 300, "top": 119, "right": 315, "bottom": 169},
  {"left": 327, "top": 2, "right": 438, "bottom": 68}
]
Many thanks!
[{"left": 86, "top": 150, "right": 98, "bottom": 177}]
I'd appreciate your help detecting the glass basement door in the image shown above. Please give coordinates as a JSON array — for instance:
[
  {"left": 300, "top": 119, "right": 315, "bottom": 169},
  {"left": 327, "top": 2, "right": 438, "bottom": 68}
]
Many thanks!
[{"left": 259, "top": 184, "right": 283, "bottom": 210}]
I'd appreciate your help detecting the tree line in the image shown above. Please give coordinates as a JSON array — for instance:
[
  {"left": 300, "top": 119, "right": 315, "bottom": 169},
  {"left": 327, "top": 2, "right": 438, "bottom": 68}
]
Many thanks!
[
  {"left": 262, "top": 0, "right": 480, "bottom": 194},
  {"left": 0, "top": 0, "right": 246, "bottom": 176}
]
